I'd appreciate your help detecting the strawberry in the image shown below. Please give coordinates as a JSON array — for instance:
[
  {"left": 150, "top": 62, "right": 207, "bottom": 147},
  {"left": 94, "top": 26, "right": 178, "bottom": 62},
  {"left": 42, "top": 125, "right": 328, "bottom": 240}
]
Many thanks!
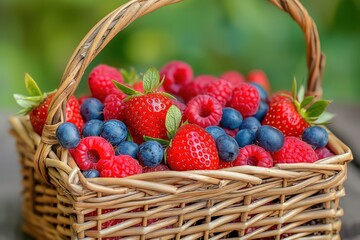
[
  {"left": 14, "top": 74, "right": 83, "bottom": 135},
  {"left": 263, "top": 80, "right": 332, "bottom": 137}
]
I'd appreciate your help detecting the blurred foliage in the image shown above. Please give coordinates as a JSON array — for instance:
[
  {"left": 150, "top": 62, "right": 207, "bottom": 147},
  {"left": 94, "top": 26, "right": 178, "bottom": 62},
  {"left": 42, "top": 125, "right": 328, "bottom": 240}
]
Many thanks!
[{"left": 1, "top": 0, "right": 360, "bottom": 108}]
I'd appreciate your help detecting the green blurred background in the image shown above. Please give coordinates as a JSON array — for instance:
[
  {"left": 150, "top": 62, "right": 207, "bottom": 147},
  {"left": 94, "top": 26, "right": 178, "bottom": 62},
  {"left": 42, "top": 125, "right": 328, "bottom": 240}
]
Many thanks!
[{"left": 1, "top": 0, "right": 360, "bottom": 109}]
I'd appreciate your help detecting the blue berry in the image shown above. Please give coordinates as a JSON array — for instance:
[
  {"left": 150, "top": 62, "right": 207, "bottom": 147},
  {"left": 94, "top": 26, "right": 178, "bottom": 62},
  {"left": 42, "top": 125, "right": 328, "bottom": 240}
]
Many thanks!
[
  {"left": 256, "top": 125, "right": 284, "bottom": 152},
  {"left": 80, "top": 98, "right": 104, "bottom": 122},
  {"left": 101, "top": 120, "right": 128, "bottom": 146},
  {"left": 215, "top": 135, "right": 239, "bottom": 162},
  {"left": 205, "top": 126, "right": 227, "bottom": 141},
  {"left": 138, "top": 141, "right": 164, "bottom": 167},
  {"left": 82, "top": 169, "right": 100, "bottom": 178},
  {"left": 302, "top": 126, "right": 328, "bottom": 149},
  {"left": 82, "top": 119, "right": 103, "bottom": 137},
  {"left": 253, "top": 101, "right": 269, "bottom": 122},
  {"left": 220, "top": 107, "right": 243, "bottom": 130},
  {"left": 240, "top": 117, "right": 261, "bottom": 133},
  {"left": 115, "top": 141, "right": 139, "bottom": 159},
  {"left": 56, "top": 122, "right": 81, "bottom": 149},
  {"left": 249, "top": 82, "right": 268, "bottom": 102},
  {"left": 235, "top": 129, "right": 256, "bottom": 148}
]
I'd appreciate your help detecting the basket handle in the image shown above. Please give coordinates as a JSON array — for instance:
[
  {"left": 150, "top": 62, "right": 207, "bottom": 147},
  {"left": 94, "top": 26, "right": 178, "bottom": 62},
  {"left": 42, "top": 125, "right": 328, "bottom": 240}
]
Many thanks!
[{"left": 35, "top": 0, "right": 325, "bottom": 184}]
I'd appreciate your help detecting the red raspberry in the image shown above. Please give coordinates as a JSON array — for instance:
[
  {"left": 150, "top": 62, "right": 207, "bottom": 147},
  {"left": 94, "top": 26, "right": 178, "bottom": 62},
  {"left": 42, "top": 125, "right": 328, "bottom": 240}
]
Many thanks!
[
  {"left": 88, "top": 64, "right": 124, "bottom": 101},
  {"left": 247, "top": 69, "right": 271, "bottom": 93},
  {"left": 315, "top": 147, "right": 334, "bottom": 160},
  {"left": 143, "top": 164, "right": 170, "bottom": 173},
  {"left": 103, "top": 93, "right": 127, "bottom": 121},
  {"left": 229, "top": 83, "right": 260, "bottom": 118},
  {"left": 185, "top": 95, "right": 222, "bottom": 128},
  {"left": 220, "top": 70, "right": 245, "bottom": 88},
  {"left": 222, "top": 128, "right": 239, "bottom": 138},
  {"left": 179, "top": 75, "right": 217, "bottom": 103},
  {"left": 272, "top": 137, "right": 318, "bottom": 164},
  {"left": 233, "top": 145, "right": 273, "bottom": 168},
  {"left": 71, "top": 137, "right": 114, "bottom": 171},
  {"left": 218, "top": 160, "right": 234, "bottom": 169},
  {"left": 160, "top": 61, "right": 193, "bottom": 95},
  {"left": 203, "top": 79, "right": 233, "bottom": 107},
  {"left": 97, "top": 155, "right": 142, "bottom": 178}
]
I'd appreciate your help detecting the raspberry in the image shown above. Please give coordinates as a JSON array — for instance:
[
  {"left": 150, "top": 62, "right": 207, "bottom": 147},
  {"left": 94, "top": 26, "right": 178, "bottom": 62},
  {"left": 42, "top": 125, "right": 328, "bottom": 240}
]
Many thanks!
[
  {"left": 143, "top": 164, "right": 170, "bottom": 173},
  {"left": 272, "top": 137, "right": 318, "bottom": 164},
  {"left": 222, "top": 128, "right": 239, "bottom": 138},
  {"left": 97, "top": 155, "right": 142, "bottom": 178},
  {"left": 179, "top": 75, "right": 217, "bottom": 103},
  {"left": 71, "top": 137, "right": 114, "bottom": 171},
  {"left": 88, "top": 64, "right": 124, "bottom": 101},
  {"left": 203, "top": 79, "right": 233, "bottom": 107},
  {"left": 160, "top": 61, "right": 193, "bottom": 95},
  {"left": 247, "top": 69, "right": 271, "bottom": 93},
  {"left": 220, "top": 70, "right": 245, "bottom": 88},
  {"left": 229, "top": 83, "right": 260, "bottom": 118},
  {"left": 233, "top": 145, "right": 273, "bottom": 168},
  {"left": 315, "top": 147, "right": 334, "bottom": 160},
  {"left": 103, "top": 93, "right": 127, "bottom": 121},
  {"left": 185, "top": 95, "right": 222, "bottom": 128}
]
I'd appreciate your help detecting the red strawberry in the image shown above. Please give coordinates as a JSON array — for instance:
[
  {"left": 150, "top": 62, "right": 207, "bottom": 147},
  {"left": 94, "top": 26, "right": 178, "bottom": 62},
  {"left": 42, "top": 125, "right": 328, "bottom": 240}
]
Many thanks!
[
  {"left": 97, "top": 155, "right": 142, "bottom": 178},
  {"left": 233, "top": 145, "right": 273, "bottom": 168},
  {"left": 273, "top": 137, "right": 318, "bottom": 164},
  {"left": 88, "top": 64, "right": 124, "bottom": 101},
  {"left": 268, "top": 90, "right": 292, "bottom": 105},
  {"left": 247, "top": 69, "right": 271, "bottom": 93},
  {"left": 229, "top": 83, "right": 260, "bottom": 118},
  {"left": 179, "top": 75, "right": 217, "bottom": 103},
  {"left": 103, "top": 93, "right": 127, "bottom": 121},
  {"left": 220, "top": 70, "right": 246, "bottom": 88},
  {"left": 218, "top": 160, "right": 234, "bottom": 169},
  {"left": 160, "top": 61, "right": 193, "bottom": 95},
  {"left": 166, "top": 124, "right": 219, "bottom": 171},
  {"left": 203, "top": 79, "right": 233, "bottom": 107}
]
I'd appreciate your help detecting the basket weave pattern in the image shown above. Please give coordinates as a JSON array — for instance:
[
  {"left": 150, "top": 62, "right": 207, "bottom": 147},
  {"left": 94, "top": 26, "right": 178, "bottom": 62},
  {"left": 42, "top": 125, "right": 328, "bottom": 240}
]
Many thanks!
[{"left": 9, "top": 0, "right": 352, "bottom": 239}]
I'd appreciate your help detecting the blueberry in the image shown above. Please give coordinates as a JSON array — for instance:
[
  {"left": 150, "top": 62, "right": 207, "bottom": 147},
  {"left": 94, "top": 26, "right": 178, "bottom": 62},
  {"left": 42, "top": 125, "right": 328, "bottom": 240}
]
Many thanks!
[
  {"left": 240, "top": 117, "right": 261, "bottom": 133},
  {"left": 302, "top": 126, "right": 328, "bottom": 148},
  {"left": 56, "top": 122, "right": 81, "bottom": 149},
  {"left": 249, "top": 82, "right": 268, "bottom": 102},
  {"left": 82, "top": 169, "right": 100, "bottom": 178},
  {"left": 115, "top": 141, "right": 139, "bottom": 159},
  {"left": 253, "top": 101, "right": 269, "bottom": 122},
  {"left": 215, "top": 135, "right": 239, "bottom": 162},
  {"left": 101, "top": 120, "right": 128, "bottom": 146},
  {"left": 205, "top": 126, "right": 227, "bottom": 141},
  {"left": 80, "top": 98, "right": 104, "bottom": 122},
  {"left": 256, "top": 125, "right": 284, "bottom": 152},
  {"left": 82, "top": 119, "right": 103, "bottom": 137},
  {"left": 220, "top": 107, "right": 243, "bottom": 130},
  {"left": 138, "top": 141, "right": 164, "bottom": 167},
  {"left": 235, "top": 129, "right": 256, "bottom": 148}
]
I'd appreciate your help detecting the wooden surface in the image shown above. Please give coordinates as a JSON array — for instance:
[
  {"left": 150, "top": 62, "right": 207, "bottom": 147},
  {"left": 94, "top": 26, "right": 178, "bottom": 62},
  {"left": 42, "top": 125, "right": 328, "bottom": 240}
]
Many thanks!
[{"left": 1, "top": 103, "right": 359, "bottom": 240}]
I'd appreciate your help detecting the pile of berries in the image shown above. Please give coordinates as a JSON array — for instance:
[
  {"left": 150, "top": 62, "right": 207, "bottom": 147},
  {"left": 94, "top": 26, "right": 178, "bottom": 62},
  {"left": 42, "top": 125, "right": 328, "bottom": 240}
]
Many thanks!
[{"left": 15, "top": 61, "right": 334, "bottom": 179}]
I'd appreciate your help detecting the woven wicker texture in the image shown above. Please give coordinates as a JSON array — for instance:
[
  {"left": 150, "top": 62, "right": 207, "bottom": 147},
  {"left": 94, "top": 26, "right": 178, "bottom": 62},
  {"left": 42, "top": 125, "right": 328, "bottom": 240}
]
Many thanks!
[{"left": 9, "top": 0, "right": 353, "bottom": 239}]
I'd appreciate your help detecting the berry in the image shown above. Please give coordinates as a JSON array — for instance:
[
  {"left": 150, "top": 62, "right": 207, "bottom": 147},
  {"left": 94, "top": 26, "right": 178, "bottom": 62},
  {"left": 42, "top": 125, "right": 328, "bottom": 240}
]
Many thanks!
[
  {"left": 235, "top": 129, "right": 256, "bottom": 148},
  {"left": 82, "top": 169, "right": 100, "bottom": 178},
  {"left": 185, "top": 95, "right": 222, "bottom": 128},
  {"left": 272, "top": 137, "right": 318, "bottom": 164},
  {"left": 137, "top": 140, "right": 164, "bottom": 167},
  {"left": 103, "top": 93, "right": 127, "bottom": 121},
  {"left": 215, "top": 135, "right": 239, "bottom": 162},
  {"left": 252, "top": 101, "right": 269, "bottom": 122},
  {"left": 78, "top": 95, "right": 90, "bottom": 106},
  {"left": 218, "top": 160, "right": 234, "bottom": 169},
  {"left": 97, "top": 155, "right": 142, "bottom": 178},
  {"left": 166, "top": 124, "right": 219, "bottom": 171},
  {"left": 88, "top": 64, "right": 124, "bottom": 101},
  {"left": 205, "top": 126, "right": 227, "bottom": 141},
  {"left": 249, "top": 82, "right": 269, "bottom": 102},
  {"left": 302, "top": 126, "right": 329, "bottom": 149},
  {"left": 101, "top": 120, "right": 128, "bottom": 146},
  {"left": 203, "top": 79, "right": 233, "bottom": 107},
  {"left": 229, "top": 83, "right": 260, "bottom": 118},
  {"left": 56, "top": 122, "right": 81, "bottom": 149},
  {"left": 179, "top": 75, "right": 217, "bottom": 103},
  {"left": 268, "top": 91, "right": 292, "bottom": 105},
  {"left": 223, "top": 128, "right": 238, "bottom": 138},
  {"left": 71, "top": 137, "right": 114, "bottom": 171},
  {"left": 315, "top": 147, "right": 334, "bottom": 159},
  {"left": 240, "top": 117, "right": 261, "bottom": 133},
  {"left": 80, "top": 98, "right": 104, "bottom": 122},
  {"left": 160, "top": 61, "right": 193, "bottom": 95},
  {"left": 143, "top": 164, "right": 170, "bottom": 173},
  {"left": 82, "top": 119, "right": 103, "bottom": 137},
  {"left": 220, "top": 107, "right": 243, "bottom": 130},
  {"left": 256, "top": 125, "right": 285, "bottom": 152},
  {"left": 247, "top": 69, "right": 270, "bottom": 93},
  {"left": 233, "top": 145, "right": 273, "bottom": 168},
  {"left": 220, "top": 70, "right": 245, "bottom": 88},
  {"left": 115, "top": 141, "right": 139, "bottom": 159}
]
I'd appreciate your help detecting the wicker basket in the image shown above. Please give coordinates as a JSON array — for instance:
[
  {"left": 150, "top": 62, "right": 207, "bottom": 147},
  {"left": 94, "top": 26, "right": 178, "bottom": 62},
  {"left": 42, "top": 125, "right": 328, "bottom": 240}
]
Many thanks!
[{"left": 9, "top": 0, "right": 353, "bottom": 239}]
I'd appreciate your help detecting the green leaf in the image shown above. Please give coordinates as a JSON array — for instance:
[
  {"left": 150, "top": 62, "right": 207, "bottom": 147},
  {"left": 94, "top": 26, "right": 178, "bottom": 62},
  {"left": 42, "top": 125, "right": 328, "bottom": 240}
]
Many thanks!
[
  {"left": 292, "top": 78, "right": 297, "bottom": 100},
  {"left": 143, "top": 67, "right": 160, "bottom": 93},
  {"left": 297, "top": 84, "right": 305, "bottom": 103},
  {"left": 13, "top": 94, "right": 43, "bottom": 108},
  {"left": 25, "top": 73, "right": 42, "bottom": 96},
  {"left": 143, "top": 136, "right": 170, "bottom": 146},
  {"left": 127, "top": 132, "right": 133, "bottom": 142},
  {"left": 305, "top": 100, "right": 330, "bottom": 118},
  {"left": 313, "top": 111, "right": 335, "bottom": 125},
  {"left": 113, "top": 80, "right": 140, "bottom": 96},
  {"left": 121, "top": 68, "right": 139, "bottom": 85},
  {"left": 165, "top": 105, "right": 182, "bottom": 139},
  {"left": 300, "top": 96, "right": 314, "bottom": 109}
]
